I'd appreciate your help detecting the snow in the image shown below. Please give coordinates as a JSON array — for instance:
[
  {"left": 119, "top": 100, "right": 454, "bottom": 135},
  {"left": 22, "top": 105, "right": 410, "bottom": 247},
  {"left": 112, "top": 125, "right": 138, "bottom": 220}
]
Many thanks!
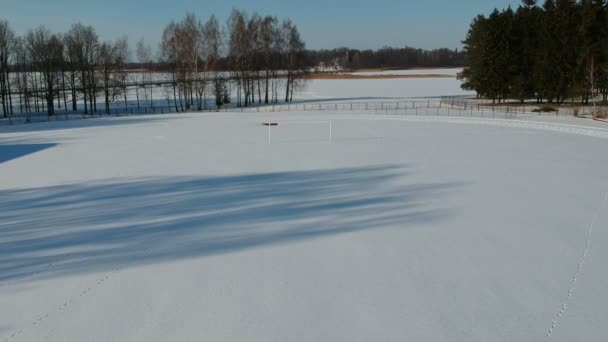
[
  {"left": 295, "top": 77, "right": 473, "bottom": 100},
  {"left": 2, "top": 88, "right": 608, "bottom": 341},
  {"left": 3, "top": 71, "right": 471, "bottom": 122},
  {"left": 352, "top": 68, "right": 463, "bottom": 77}
]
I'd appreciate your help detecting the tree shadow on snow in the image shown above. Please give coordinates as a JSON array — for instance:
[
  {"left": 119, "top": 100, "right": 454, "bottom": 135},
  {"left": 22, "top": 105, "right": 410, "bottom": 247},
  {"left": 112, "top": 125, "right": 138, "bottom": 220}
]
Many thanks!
[
  {"left": 0, "top": 144, "right": 57, "bottom": 164},
  {"left": 0, "top": 116, "right": 172, "bottom": 134},
  {"left": 0, "top": 165, "right": 465, "bottom": 284}
]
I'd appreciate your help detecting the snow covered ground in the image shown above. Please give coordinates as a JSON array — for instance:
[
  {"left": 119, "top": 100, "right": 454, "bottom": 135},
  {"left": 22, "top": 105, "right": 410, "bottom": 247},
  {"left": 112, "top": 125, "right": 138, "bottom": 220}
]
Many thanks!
[
  {"left": 295, "top": 77, "right": 472, "bottom": 101},
  {"left": 1, "top": 109, "right": 608, "bottom": 341},
  {"left": 352, "top": 68, "right": 462, "bottom": 77},
  {"left": 3, "top": 71, "right": 472, "bottom": 121}
]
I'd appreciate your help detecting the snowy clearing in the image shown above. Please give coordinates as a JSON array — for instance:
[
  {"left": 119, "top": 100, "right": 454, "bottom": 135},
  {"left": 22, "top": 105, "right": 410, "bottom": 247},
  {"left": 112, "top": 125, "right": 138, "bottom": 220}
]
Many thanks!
[
  {"left": 1, "top": 109, "right": 608, "bottom": 342},
  {"left": 352, "top": 68, "right": 462, "bottom": 77},
  {"left": 1, "top": 71, "right": 473, "bottom": 126},
  {"left": 295, "top": 77, "right": 473, "bottom": 100}
]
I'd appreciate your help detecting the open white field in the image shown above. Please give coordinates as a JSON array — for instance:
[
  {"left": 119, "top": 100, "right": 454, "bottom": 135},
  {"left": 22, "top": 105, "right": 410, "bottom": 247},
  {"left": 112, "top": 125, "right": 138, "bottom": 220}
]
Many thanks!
[
  {"left": 1, "top": 71, "right": 472, "bottom": 124},
  {"left": 352, "top": 68, "right": 463, "bottom": 77},
  {"left": 122, "top": 70, "right": 470, "bottom": 104},
  {"left": 295, "top": 77, "right": 473, "bottom": 101},
  {"left": 137, "top": 71, "right": 472, "bottom": 103},
  {"left": 1, "top": 110, "right": 608, "bottom": 342}
]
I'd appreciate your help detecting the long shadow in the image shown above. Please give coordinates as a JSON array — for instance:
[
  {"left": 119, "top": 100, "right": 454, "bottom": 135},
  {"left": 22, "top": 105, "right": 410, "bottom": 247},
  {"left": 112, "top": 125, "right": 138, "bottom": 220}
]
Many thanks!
[
  {"left": 0, "top": 116, "right": 172, "bottom": 134},
  {"left": 0, "top": 144, "right": 57, "bottom": 164},
  {"left": 0, "top": 165, "right": 465, "bottom": 284}
]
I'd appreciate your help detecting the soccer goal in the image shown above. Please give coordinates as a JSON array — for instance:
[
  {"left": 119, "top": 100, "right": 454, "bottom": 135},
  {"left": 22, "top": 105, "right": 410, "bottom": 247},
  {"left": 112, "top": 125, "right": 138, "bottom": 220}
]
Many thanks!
[{"left": 265, "top": 120, "right": 333, "bottom": 144}]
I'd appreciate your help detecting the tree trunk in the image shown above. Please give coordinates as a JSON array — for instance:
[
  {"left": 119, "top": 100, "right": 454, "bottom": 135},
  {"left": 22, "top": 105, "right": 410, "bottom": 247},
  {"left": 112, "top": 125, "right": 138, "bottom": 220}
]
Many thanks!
[
  {"left": 264, "top": 72, "right": 269, "bottom": 104},
  {"left": 82, "top": 70, "right": 88, "bottom": 114},
  {"left": 285, "top": 73, "right": 291, "bottom": 103}
]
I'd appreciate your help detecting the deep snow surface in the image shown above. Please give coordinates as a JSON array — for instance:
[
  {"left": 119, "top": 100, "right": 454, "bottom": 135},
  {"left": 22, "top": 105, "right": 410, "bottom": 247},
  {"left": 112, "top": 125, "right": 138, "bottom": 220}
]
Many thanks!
[
  {"left": 352, "top": 68, "right": 462, "bottom": 77},
  {"left": 1, "top": 111, "right": 608, "bottom": 342},
  {"left": 295, "top": 77, "right": 473, "bottom": 100}
]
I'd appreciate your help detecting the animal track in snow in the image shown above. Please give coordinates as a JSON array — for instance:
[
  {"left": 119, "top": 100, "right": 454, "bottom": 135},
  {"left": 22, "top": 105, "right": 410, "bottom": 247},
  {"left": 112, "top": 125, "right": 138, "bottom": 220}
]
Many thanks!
[
  {"left": 546, "top": 192, "right": 608, "bottom": 338},
  {"left": 3, "top": 256, "right": 138, "bottom": 342}
]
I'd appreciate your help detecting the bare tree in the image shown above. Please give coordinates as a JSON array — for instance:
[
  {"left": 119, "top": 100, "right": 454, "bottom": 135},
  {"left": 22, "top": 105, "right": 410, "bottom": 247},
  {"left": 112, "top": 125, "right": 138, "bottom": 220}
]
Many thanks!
[
  {"left": 281, "top": 20, "right": 306, "bottom": 103},
  {"left": 201, "top": 15, "right": 224, "bottom": 109},
  {"left": 136, "top": 38, "right": 154, "bottom": 110},
  {"left": 228, "top": 9, "right": 251, "bottom": 107},
  {"left": 25, "top": 27, "right": 64, "bottom": 116},
  {"left": 0, "top": 20, "right": 15, "bottom": 116},
  {"left": 259, "top": 16, "right": 278, "bottom": 104},
  {"left": 12, "top": 37, "right": 29, "bottom": 116},
  {"left": 113, "top": 37, "right": 130, "bottom": 112},
  {"left": 83, "top": 26, "right": 100, "bottom": 114},
  {"left": 64, "top": 24, "right": 99, "bottom": 114},
  {"left": 64, "top": 25, "right": 82, "bottom": 112},
  {"left": 160, "top": 21, "right": 181, "bottom": 112},
  {"left": 248, "top": 14, "right": 263, "bottom": 104},
  {"left": 183, "top": 13, "right": 201, "bottom": 110},
  {"left": 199, "top": 15, "right": 221, "bottom": 110},
  {"left": 55, "top": 34, "right": 68, "bottom": 111},
  {"left": 1, "top": 8, "right": 310, "bottom": 120},
  {"left": 99, "top": 41, "right": 116, "bottom": 114}
]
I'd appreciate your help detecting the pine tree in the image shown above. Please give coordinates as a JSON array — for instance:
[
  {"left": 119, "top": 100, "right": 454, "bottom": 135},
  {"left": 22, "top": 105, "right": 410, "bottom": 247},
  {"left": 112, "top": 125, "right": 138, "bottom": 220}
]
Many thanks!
[
  {"left": 511, "top": 1, "right": 539, "bottom": 103},
  {"left": 460, "top": 0, "right": 608, "bottom": 105}
]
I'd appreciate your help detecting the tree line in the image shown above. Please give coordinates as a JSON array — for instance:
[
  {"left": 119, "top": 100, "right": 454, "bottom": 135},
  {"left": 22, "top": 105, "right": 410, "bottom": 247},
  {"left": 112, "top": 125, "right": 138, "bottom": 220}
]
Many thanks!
[
  {"left": 306, "top": 47, "right": 466, "bottom": 70},
  {"left": 0, "top": 10, "right": 308, "bottom": 118},
  {"left": 159, "top": 10, "right": 307, "bottom": 110},
  {"left": 459, "top": 0, "right": 608, "bottom": 105}
]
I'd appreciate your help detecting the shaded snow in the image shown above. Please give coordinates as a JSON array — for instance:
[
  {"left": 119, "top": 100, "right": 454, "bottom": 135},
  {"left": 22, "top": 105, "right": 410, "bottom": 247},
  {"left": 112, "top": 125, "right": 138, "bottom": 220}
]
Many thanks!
[{"left": 1, "top": 110, "right": 607, "bottom": 341}]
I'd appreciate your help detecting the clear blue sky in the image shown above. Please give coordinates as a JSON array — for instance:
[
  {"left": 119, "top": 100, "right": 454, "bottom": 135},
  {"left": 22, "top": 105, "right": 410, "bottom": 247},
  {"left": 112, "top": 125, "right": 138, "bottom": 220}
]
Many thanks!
[{"left": 3, "top": 0, "right": 521, "bottom": 51}]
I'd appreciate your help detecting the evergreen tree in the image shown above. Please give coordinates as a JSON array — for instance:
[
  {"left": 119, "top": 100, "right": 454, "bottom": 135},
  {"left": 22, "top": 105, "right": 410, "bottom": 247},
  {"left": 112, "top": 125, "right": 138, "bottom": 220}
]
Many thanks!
[
  {"left": 461, "top": 0, "right": 608, "bottom": 105},
  {"left": 511, "top": 1, "right": 539, "bottom": 103}
]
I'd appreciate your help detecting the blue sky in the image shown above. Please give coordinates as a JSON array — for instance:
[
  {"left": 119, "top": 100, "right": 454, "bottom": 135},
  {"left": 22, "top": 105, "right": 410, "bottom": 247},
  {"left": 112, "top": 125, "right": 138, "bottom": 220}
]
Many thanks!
[{"left": 3, "top": 0, "right": 520, "bottom": 51}]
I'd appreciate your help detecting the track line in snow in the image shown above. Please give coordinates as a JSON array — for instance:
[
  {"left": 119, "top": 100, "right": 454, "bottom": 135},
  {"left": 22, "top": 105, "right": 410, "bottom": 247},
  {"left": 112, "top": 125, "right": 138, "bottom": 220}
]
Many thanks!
[
  {"left": 546, "top": 191, "right": 608, "bottom": 338},
  {"left": 2, "top": 256, "right": 139, "bottom": 342}
]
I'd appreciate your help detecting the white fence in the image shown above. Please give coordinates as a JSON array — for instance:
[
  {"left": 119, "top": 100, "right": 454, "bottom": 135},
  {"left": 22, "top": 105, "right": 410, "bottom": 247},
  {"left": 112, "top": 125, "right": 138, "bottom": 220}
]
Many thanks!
[
  {"left": 238, "top": 100, "right": 528, "bottom": 120},
  {"left": 0, "top": 98, "right": 579, "bottom": 127}
]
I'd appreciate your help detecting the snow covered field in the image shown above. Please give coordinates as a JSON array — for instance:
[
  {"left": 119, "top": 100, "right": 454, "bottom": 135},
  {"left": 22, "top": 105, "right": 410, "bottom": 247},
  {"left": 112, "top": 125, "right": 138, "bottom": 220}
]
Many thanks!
[
  {"left": 295, "top": 77, "right": 472, "bottom": 100},
  {"left": 352, "top": 67, "right": 462, "bottom": 77},
  {"left": 123, "top": 70, "right": 474, "bottom": 103},
  {"left": 2, "top": 71, "right": 472, "bottom": 122},
  {"left": 1, "top": 109, "right": 608, "bottom": 341}
]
